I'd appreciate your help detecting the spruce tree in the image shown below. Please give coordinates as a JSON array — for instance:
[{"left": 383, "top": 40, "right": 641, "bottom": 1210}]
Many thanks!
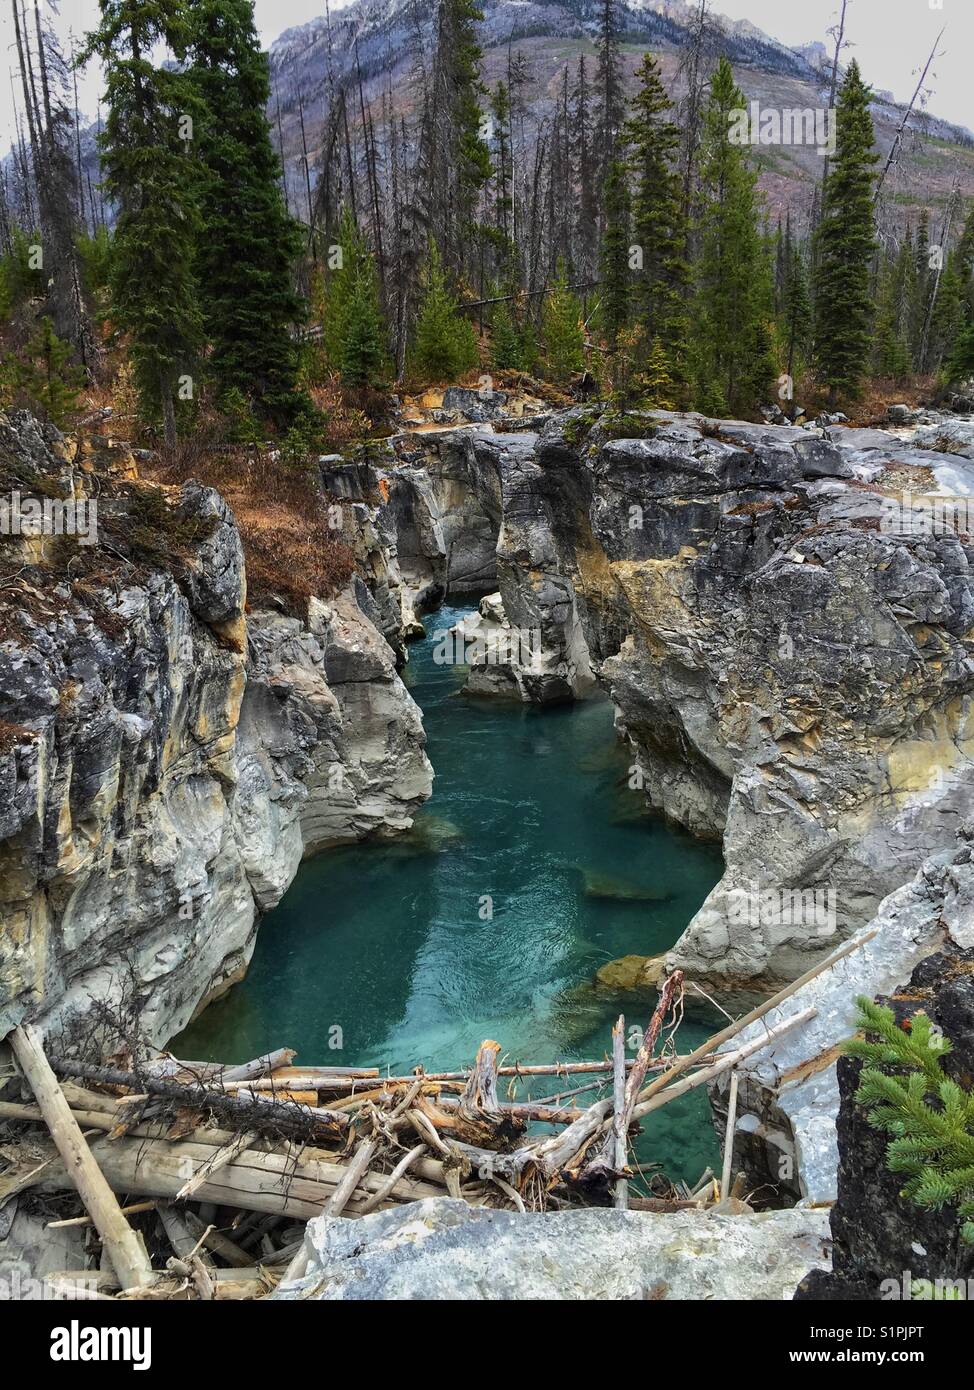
[
  {"left": 782, "top": 238, "right": 812, "bottom": 381},
  {"left": 812, "top": 60, "right": 878, "bottom": 406},
  {"left": 338, "top": 246, "right": 389, "bottom": 390},
  {"left": 874, "top": 254, "right": 912, "bottom": 380},
  {"left": 82, "top": 0, "right": 201, "bottom": 446},
  {"left": 321, "top": 206, "right": 390, "bottom": 389},
  {"left": 541, "top": 263, "right": 584, "bottom": 386},
  {"left": 693, "top": 57, "right": 775, "bottom": 416},
  {"left": 845, "top": 997, "right": 974, "bottom": 1245},
  {"left": 412, "top": 241, "right": 478, "bottom": 381},
  {"left": 600, "top": 158, "right": 631, "bottom": 348},
  {"left": 623, "top": 53, "right": 689, "bottom": 393},
  {"left": 3, "top": 315, "right": 82, "bottom": 425},
  {"left": 188, "top": 0, "right": 309, "bottom": 425}
]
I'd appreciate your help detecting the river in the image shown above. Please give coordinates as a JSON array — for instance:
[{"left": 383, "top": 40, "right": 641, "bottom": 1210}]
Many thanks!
[{"left": 176, "top": 605, "right": 725, "bottom": 1184}]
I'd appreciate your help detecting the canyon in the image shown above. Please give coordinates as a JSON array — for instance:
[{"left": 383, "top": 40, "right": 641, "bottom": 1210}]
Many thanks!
[{"left": 2, "top": 392, "right": 974, "bottom": 1216}]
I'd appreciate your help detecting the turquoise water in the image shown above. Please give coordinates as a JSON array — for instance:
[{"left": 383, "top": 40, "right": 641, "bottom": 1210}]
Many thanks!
[{"left": 177, "top": 606, "right": 725, "bottom": 1184}]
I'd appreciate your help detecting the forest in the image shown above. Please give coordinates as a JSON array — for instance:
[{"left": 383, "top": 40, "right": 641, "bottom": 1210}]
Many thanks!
[{"left": 1, "top": 0, "right": 973, "bottom": 453}]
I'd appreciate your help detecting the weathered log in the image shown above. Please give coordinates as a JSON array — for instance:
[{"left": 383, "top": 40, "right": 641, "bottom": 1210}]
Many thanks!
[
  {"left": 459, "top": 1040, "right": 502, "bottom": 1119},
  {"left": 175, "top": 1129, "right": 259, "bottom": 1200},
  {"left": 631, "top": 1008, "right": 817, "bottom": 1121},
  {"left": 29, "top": 1132, "right": 452, "bottom": 1220},
  {"left": 325, "top": 1137, "right": 377, "bottom": 1217},
  {"left": 8, "top": 1026, "right": 155, "bottom": 1291},
  {"left": 720, "top": 1070, "right": 741, "bottom": 1201},
  {"left": 44, "top": 1058, "right": 350, "bottom": 1140}
]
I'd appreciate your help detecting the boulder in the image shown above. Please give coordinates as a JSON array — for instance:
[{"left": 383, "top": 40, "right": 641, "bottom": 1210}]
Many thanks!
[{"left": 273, "top": 1197, "right": 832, "bottom": 1301}]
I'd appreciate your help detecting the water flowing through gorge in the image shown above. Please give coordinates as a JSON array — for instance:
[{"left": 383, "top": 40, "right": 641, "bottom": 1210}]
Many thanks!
[{"left": 177, "top": 606, "right": 726, "bottom": 1181}]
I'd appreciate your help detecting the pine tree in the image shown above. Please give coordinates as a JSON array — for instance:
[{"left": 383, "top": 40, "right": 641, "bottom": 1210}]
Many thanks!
[
  {"left": 594, "top": 0, "right": 625, "bottom": 200},
  {"left": 4, "top": 315, "right": 82, "bottom": 425},
  {"left": 541, "top": 263, "right": 584, "bottom": 385},
  {"left": 640, "top": 335, "right": 676, "bottom": 410},
  {"left": 945, "top": 322, "right": 974, "bottom": 385},
  {"left": 320, "top": 206, "right": 390, "bottom": 389},
  {"left": 623, "top": 53, "right": 689, "bottom": 393},
  {"left": 412, "top": 241, "right": 478, "bottom": 381},
  {"left": 490, "top": 299, "right": 531, "bottom": 372},
  {"left": 693, "top": 58, "right": 775, "bottom": 415},
  {"left": 339, "top": 245, "right": 389, "bottom": 391},
  {"left": 188, "top": 0, "right": 309, "bottom": 425},
  {"left": 600, "top": 158, "right": 631, "bottom": 348},
  {"left": 845, "top": 996, "right": 974, "bottom": 1245},
  {"left": 873, "top": 253, "right": 912, "bottom": 379},
  {"left": 81, "top": 0, "right": 201, "bottom": 446},
  {"left": 812, "top": 60, "right": 878, "bottom": 406},
  {"left": 927, "top": 256, "right": 965, "bottom": 376}
]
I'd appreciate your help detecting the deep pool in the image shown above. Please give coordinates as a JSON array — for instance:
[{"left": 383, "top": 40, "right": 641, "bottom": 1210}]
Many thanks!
[{"left": 176, "top": 605, "right": 726, "bottom": 1184}]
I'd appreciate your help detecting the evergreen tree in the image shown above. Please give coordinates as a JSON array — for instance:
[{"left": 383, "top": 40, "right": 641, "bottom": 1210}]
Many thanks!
[
  {"left": 541, "top": 263, "right": 584, "bottom": 385},
  {"left": 81, "top": 0, "right": 202, "bottom": 446},
  {"left": 812, "top": 60, "right": 878, "bottom": 406},
  {"left": 623, "top": 53, "right": 689, "bottom": 393},
  {"left": 188, "top": 0, "right": 309, "bottom": 424},
  {"left": 873, "top": 253, "right": 912, "bottom": 379},
  {"left": 490, "top": 299, "right": 532, "bottom": 372},
  {"left": 845, "top": 997, "right": 974, "bottom": 1246},
  {"left": 321, "top": 206, "right": 390, "bottom": 389},
  {"left": 3, "top": 316, "right": 82, "bottom": 425},
  {"left": 945, "top": 321, "right": 974, "bottom": 385},
  {"left": 412, "top": 240, "right": 478, "bottom": 381},
  {"left": 927, "top": 256, "right": 965, "bottom": 376},
  {"left": 782, "top": 236, "right": 812, "bottom": 380},
  {"left": 594, "top": 0, "right": 625, "bottom": 198},
  {"left": 693, "top": 58, "right": 775, "bottom": 415},
  {"left": 600, "top": 158, "right": 631, "bottom": 348}
]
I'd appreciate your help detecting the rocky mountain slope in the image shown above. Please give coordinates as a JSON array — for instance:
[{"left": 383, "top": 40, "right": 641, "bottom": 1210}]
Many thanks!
[{"left": 268, "top": 0, "right": 974, "bottom": 227}]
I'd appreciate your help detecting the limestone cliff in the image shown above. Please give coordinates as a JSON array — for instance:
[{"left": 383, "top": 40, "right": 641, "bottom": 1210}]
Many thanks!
[{"left": 0, "top": 412, "right": 432, "bottom": 1046}]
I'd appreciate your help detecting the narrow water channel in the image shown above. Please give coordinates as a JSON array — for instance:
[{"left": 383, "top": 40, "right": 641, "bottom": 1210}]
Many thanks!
[{"left": 177, "top": 605, "right": 725, "bottom": 1183}]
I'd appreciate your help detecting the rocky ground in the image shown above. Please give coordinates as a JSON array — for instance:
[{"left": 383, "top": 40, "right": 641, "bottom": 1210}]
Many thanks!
[{"left": 3, "top": 389, "right": 974, "bottom": 1295}]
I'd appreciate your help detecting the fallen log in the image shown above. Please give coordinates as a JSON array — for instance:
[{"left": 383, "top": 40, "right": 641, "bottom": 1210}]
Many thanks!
[
  {"left": 8, "top": 1026, "right": 155, "bottom": 1291},
  {"left": 43, "top": 1058, "right": 351, "bottom": 1140}
]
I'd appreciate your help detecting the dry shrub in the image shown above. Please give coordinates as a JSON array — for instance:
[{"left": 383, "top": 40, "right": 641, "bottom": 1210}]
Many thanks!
[{"left": 144, "top": 433, "right": 355, "bottom": 608}]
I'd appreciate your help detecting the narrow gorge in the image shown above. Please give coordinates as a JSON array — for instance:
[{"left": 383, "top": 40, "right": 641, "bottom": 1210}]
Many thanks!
[{"left": 3, "top": 390, "right": 974, "bottom": 1290}]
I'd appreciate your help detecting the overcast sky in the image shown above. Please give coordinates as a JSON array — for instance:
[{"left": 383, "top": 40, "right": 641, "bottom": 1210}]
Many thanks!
[{"left": 0, "top": 0, "right": 969, "bottom": 147}]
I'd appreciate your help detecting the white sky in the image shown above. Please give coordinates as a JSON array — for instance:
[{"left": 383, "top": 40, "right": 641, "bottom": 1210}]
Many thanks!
[{"left": 1, "top": 0, "right": 969, "bottom": 147}]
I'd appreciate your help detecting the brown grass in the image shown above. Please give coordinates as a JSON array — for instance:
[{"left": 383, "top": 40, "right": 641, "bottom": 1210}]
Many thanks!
[{"left": 143, "top": 432, "right": 355, "bottom": 609}]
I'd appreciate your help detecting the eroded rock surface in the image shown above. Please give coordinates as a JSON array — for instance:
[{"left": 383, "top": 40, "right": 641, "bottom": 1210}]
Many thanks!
[
  {"left": 379, "top": 407, "right": 974, "bottom": 990},
  {"left": 273, "top": 1196, "right": 831, "bottom": 1301},
  {"left": 0, "top": 413, "right": 431, "bottom": 1045}
]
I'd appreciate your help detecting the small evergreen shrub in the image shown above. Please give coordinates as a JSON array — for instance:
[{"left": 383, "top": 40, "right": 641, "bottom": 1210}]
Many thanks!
[{"left": 845, "top": 996, "right": 974, "bottom": 1244}]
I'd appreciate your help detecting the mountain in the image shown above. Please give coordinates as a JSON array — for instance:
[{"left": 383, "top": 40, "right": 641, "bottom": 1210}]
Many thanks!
[{"left": 266, "top": 0, "right": 974, "bottom": 234}]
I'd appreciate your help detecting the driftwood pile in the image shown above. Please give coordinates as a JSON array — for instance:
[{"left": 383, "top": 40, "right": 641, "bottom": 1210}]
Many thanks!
[{"left": 0, "top": 934, "right": 871, "bottom": 1300}]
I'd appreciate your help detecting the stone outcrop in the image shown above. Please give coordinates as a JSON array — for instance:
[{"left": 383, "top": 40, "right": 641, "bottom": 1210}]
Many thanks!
[
  {"left": 0, "top": 413, "right": 431, "bottom": 1047},
  {"left": 272, "top": 1196, "right": 831, "bottom": 1301}
]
